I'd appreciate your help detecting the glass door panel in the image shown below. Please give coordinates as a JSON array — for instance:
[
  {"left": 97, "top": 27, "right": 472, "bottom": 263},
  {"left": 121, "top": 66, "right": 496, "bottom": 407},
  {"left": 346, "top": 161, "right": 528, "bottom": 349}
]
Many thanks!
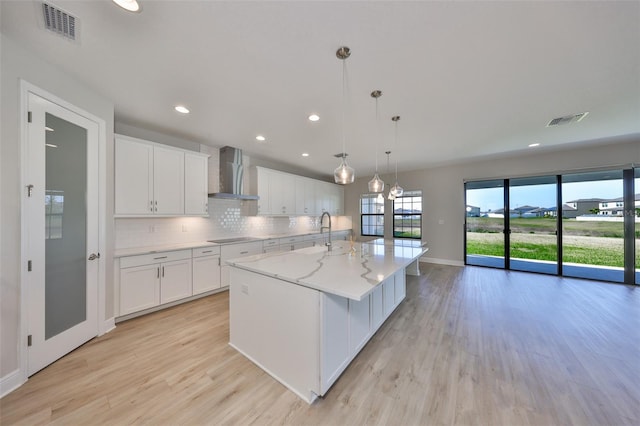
[
  {"left": 561, "top": 170, "right": 624, "bottom": 282},
  {"left": 45, "top": 113, "right": 88, "bottom": 339},
  {"left": 465, "top": 180, "right": 505, "bottom": 268},
  {"left": 509, "top": 176, "right": 557, "bottom": 274}
]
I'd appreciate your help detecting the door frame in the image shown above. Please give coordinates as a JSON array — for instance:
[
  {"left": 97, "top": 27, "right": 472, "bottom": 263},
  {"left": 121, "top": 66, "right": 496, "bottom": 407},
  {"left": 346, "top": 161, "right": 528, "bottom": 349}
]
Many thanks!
[{"left": 19, "top": 80, "right": 107, "bottom": 383}]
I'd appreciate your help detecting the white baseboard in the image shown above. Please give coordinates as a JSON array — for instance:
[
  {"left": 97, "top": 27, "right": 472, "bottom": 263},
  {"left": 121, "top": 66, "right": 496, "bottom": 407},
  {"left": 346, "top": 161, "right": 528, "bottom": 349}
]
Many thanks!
[
  {"left": 99, "top": 317, "right": 116, "bottom": 336},
  {"left": 0, "top": 369, "right": 24, "bottom": 398},
  {"left": 420, "top": 257, "right": 465, "bottom": 267}
]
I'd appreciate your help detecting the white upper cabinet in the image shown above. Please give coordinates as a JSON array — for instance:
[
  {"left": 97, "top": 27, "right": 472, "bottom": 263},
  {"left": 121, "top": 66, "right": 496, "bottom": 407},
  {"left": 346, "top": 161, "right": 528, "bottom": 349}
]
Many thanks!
[
  {"left": 115, "top": 134, "right": 209, "bottom": 217},
  {"left": 295, "top": 176, "right": 316, "bottom": 215},
  {"left": 269, "top": 170, "right": 296, "bottom": 215},
  {"left": 252, "top": 166, "right": 343, "bottom": 217},
  {"left": 115, "top": 137, "right": 154, "bottom": 215},
  {"left": 153, "top": 145, "right": 185, "bottom": 215},
  {"left": 184, "top": 152, "right": 209, "bottom": 215},
  {"left": 253, "top": 166, "right": 272, "bottom": 215}
]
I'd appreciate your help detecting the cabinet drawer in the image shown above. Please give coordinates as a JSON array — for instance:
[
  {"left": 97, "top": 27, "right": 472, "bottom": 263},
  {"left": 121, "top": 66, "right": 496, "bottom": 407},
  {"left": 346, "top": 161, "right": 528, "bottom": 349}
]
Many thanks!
[
  {"left": 279, "top": 235, "right": 305, "bottom": 244},
  {"left": 120, "top": 249, "right": 191, "bottom": 268},
  {"left": 263, "top": 239, "right": 280, "bottom": 248},
  {"left": 305, "top": 234, "right": 325, "bottom": 242},
  {"left": 192, "top": 246, "right": 220, "bottom": 258},
  {"left": 221, "top": 241, "right": 264, "bottom": 260}
]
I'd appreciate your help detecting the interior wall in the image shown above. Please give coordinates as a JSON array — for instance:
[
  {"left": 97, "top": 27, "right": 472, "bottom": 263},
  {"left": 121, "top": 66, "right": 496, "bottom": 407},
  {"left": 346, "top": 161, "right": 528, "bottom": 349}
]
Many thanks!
[
  {"left": 344, "top": 138, "right": 640, "bottom": 264},
  {"left": 0, "top": 34, "right": 115, "bottom": 380}
]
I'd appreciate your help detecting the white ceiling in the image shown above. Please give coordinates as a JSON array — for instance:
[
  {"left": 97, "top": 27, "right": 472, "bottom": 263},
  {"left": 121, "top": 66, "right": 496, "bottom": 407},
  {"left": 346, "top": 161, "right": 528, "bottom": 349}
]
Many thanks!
[{"left": 2, "top": 1, "right": 639, "bottom": 179}]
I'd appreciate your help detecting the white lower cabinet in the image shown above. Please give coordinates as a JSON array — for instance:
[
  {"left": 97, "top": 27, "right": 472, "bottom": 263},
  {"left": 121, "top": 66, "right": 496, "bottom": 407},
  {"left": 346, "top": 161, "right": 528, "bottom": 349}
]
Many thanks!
[
  {"left": 394, "top": 269, "right": 406, "bottom": 304},
  {"left": 230, "top": 266, "right": 408, "bottom": 402},
  {"left": 192, "top": 247, "right": 221, "bottom": 294},
  {"left": 119, "top": 264, "right": 161, "bottom": 316},
  {"left": 160, "top": 259, "right": 193, "bottom": 304},
  {"left": 220, "top": 241, "right": 264, "bottom": 288},
  {"left": 383, "top": 278, "right": 396, "bottom": 317},
  {"left": 119, "top": 249, "right": 192, "bottom": 316}
]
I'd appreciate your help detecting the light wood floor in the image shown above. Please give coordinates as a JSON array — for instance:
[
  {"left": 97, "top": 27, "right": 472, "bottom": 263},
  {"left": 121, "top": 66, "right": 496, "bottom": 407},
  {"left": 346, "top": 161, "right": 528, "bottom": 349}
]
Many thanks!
[{"left": 2, "top": 264, "right": 639, "bottom": 425}]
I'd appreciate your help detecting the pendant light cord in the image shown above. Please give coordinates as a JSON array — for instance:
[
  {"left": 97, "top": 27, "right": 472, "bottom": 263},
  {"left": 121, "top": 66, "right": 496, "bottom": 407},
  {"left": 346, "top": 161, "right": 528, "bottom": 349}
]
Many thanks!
[
  {"left": 341, "top": 59, "right": 346, "bottom": 158},
  {"left": 375, "top": 97, "right": 379, "bottom": 172},
  {"left": 394, "top": 119, "right": 398, "bottom": 180}
]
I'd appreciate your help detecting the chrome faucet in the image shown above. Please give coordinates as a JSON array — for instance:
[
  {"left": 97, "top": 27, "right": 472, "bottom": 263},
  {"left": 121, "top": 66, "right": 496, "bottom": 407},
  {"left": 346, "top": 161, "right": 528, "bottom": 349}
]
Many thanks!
[{"left": 320, "top": 211, "right": 332, "bottom": 251}]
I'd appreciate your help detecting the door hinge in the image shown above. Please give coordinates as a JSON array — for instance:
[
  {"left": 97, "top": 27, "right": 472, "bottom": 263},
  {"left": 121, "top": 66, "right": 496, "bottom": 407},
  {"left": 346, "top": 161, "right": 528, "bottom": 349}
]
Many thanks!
[
  {"left": 27, "top": 111, "right": 32, "bottom": 123},
  {"left": 27, "top": 335, "right": 32, "bottom": 347},
  {"left": 27, "top": 260, "right": 32, "bottom": 272}
]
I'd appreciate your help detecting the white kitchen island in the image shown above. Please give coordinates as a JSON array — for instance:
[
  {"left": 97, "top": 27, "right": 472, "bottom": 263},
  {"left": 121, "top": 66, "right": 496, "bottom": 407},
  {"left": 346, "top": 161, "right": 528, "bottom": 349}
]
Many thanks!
[{"left": 227, "top": 238, "right": 428, "bottom": 403}]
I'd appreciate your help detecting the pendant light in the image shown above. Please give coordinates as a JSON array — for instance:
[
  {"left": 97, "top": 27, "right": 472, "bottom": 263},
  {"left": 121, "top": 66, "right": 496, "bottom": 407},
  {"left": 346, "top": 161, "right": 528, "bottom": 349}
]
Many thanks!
[
  {"left": 389, "top": 115, "right": 404, "bottom": 198},
  {"left": 333, "top": 46, "right": 355, "bottom": 185},
  {"left": 385, "top": 151, "right": 395, "bottom": 201},
  {"left": 368, "top": 90, "right": 385, "bottom": 193}
]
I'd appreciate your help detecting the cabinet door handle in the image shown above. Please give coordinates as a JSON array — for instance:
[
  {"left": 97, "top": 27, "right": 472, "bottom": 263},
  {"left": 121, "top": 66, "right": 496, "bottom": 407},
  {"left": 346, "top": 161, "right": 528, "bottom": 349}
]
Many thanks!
[
  {"left": 153, "top": 256, "right": 167, "bottom": 260},
  {"left": 218, "top": 257, "right": 221, "bottom": 266},
  {"left": 157, "top": 267, "right": 160, "bottom": 278},
  {"left": 202, "top": 250, "right": 213, "bottom": 254},
  {"left": 240, "top": 251, "right": 249, "bottom": 255},
  {"left": 162, "top": 266, "right": 165, "bottom": 277}
]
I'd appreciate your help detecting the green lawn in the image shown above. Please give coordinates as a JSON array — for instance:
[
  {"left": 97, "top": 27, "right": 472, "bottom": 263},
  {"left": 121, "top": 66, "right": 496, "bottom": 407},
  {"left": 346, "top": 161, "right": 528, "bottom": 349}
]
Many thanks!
[
  {"left": 466, "top": 217, "right": 625, "bottom": 237},
  {"left": 466, "top": 231, "right": 634, "bottom": 268}
]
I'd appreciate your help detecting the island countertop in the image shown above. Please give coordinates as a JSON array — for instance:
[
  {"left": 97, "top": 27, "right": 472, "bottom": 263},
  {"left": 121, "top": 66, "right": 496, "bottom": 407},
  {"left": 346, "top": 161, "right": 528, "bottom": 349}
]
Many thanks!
[{"left": 227, "top": 238, "right": 428, "bottom": 301}]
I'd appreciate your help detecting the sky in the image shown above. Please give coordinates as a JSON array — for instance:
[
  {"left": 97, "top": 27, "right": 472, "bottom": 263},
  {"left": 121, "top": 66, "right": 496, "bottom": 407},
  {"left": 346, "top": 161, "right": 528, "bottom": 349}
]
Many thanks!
[{"left": 466, "top": 179, "right": 635, "bottom": 212}]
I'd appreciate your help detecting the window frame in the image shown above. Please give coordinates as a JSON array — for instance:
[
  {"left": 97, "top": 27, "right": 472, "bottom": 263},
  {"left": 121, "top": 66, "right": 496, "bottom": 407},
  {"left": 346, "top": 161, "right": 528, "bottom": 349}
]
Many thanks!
[
  {"left": 360, "top": 193, "right": 385, "bottom": 237},
  {"left": 393, "top": 190, "right": 422, "bottom": 239}
]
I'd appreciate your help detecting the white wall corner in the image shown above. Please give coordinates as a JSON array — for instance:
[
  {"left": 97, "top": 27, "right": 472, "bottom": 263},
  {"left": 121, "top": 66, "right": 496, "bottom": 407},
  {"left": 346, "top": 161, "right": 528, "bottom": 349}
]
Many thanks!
[
  {"left": 420, "top": 256, "right": 465, "bottom": 267},
  {"left": 99, "top": 318, "right": 116, "bottom": 336},
  {"left": 0, "top": 369, "right": 25, "bottom": 398}
]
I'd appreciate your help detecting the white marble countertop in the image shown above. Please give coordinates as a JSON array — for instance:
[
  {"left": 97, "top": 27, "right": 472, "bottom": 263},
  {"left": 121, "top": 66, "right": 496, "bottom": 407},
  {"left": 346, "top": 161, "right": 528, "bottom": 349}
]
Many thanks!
[
  {"left": 227, "top": 238, "right": 428, "bottom": 301},
  {"left": 114, "top": 241, "right": 218, "bottom": 258},
  {"left": 113, "top": 230, "right": 353, "bottom": 258}
]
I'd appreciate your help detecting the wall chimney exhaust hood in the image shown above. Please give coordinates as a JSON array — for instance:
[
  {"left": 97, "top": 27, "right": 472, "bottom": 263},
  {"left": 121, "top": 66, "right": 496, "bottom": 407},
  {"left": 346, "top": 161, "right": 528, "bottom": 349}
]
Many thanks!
[{"left": 209, "top": 146, "right": 259, "bottom": 200}]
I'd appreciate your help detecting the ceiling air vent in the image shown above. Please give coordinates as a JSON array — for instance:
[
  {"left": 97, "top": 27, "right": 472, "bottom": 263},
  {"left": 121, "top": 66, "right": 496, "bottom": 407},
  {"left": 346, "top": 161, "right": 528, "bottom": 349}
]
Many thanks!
[
  {"left": 546, "top": 112, "right": 589, "bottom": 127},
  {"left": 42, "top": 2, "right": 77, "bottom": 41}
]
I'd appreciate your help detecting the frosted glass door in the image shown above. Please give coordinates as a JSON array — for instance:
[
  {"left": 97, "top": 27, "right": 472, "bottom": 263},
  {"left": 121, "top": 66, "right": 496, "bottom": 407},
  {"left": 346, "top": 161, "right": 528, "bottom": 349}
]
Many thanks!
[
  {"left": 27, "top": 92, "right": 99, "bottom": 376},
  {"left": 45, "top": 113, "right": 88, "bottom": 339}
]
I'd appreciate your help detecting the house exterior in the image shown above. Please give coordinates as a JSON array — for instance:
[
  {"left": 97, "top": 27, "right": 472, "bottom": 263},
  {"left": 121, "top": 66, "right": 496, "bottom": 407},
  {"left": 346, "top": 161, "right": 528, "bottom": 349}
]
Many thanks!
[
  {"left": 466, "top": 205, "right": 480, "bottom": 217},
  {"left": 565, "top": 198, "right": 604, "bottom": 216},
  {"left": 547, "top": 204, "right": 579, "bottom": 218},
  {"left": 597, "top": 194, "right": 640, "bottom": 216}
]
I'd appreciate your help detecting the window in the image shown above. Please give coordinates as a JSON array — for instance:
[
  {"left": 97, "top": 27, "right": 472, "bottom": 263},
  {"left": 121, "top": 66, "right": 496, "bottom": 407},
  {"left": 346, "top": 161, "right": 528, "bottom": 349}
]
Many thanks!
[
  {"left": 393, "top": 190, "right": 422, "bottom": 239},
  {"left": 45, "top": 190, "right": 64, "bottom": 239},
  {"left": 361, "top": 193, "right": 384, "bottom": 237}
]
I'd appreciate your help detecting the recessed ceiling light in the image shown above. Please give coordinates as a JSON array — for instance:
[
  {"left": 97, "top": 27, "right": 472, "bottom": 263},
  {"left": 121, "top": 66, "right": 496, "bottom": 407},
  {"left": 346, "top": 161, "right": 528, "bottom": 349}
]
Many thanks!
[
  {"left": 45, "top": 126, "right": 54, "bottom": 132},
  {"left": 174, "top": 105, "right": 190, "bottom": 114},
  {"left": 302, "top": 153, "right": 309, "bottom": 157},
  {"left": 529, "top": 143, "right": 540, "bottom": 148},
  {"left": 308, "top": 114, "right": 320, "bottom": 122},
  {"left": 112, "top": 0, "right": 141, "bottom": 12},
  {"left": 256, "top": 135, "right": 266, "bottom": 142}
]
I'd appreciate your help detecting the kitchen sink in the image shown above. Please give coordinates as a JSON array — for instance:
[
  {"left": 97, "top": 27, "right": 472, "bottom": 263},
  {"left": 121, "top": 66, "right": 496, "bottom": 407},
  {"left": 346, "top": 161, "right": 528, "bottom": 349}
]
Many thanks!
[{"left": 208, "top": 237, "right": 260, "bottom": 244}]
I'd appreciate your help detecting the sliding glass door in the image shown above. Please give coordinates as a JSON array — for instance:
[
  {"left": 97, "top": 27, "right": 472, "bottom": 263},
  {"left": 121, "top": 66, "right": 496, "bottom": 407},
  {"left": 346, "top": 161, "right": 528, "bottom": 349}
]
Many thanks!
[
  {"left": 464, "top": 168, "right": 637, "bottom": 284},
  {"left": 465, "top": 180, "right": 505, "bottom": 268},
  {"left": 509, "top": 176, "right": 558, "bottom": 274},
  {"left": 636, "top": 168, "right": 639, "bottom": 284},
  {"left": 561, "top": 171, "right": 624, "bottom": 283}
]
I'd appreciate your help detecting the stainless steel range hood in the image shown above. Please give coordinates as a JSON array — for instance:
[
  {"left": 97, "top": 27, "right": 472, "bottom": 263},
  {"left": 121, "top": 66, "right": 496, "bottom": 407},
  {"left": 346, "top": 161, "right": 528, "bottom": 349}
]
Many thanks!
[{"left": 209, "top": 146, "right": 259, "bottom": 200}]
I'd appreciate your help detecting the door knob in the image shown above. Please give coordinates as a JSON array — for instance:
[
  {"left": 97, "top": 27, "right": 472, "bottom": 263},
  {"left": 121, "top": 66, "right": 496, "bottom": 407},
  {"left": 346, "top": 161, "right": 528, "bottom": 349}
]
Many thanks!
[{"left": 88, "top": 253, "right": 100, "bottom": 261}]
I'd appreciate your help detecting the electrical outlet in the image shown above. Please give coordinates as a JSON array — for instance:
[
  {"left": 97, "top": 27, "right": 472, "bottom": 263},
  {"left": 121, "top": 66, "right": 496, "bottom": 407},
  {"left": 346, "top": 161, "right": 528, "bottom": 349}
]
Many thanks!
[
  {"left": 438, "top": 219, "right": 445, "bottom": 225},
  {"left": 241, "top": 284, "right": 249, "bottom": 295},
  {"left": 182, "top": 224, "right": 188, "bottom": 232}
]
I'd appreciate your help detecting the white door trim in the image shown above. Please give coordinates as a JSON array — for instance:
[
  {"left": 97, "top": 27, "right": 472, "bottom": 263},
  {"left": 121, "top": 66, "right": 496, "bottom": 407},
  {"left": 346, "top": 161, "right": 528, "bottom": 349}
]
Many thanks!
[{"left": 19, "top": 80, "right": 108, "bottom": 385}]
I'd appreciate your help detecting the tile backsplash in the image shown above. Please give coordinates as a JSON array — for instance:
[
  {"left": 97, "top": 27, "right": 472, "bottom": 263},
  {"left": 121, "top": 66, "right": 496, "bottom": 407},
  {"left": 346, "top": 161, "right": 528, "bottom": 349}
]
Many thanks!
[{"left": 115, "top": 198, "right": 352, "bottom": 249}]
